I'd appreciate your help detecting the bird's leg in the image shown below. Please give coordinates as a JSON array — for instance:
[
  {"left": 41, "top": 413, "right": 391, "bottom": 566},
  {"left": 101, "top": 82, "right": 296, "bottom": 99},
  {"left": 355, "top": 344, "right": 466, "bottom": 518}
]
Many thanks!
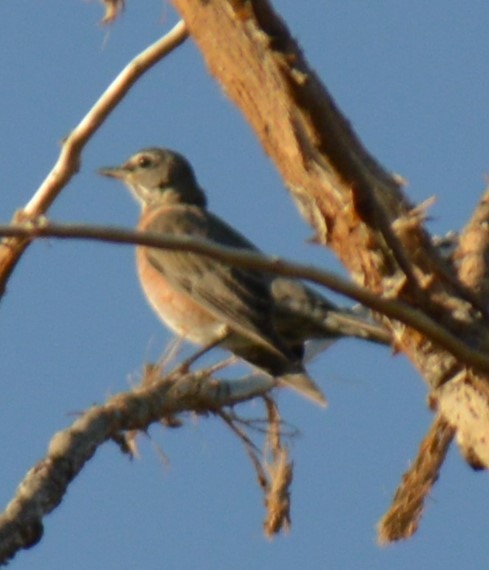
[{"left": 176, "top": 326, "right": 231, "bottom": 373}]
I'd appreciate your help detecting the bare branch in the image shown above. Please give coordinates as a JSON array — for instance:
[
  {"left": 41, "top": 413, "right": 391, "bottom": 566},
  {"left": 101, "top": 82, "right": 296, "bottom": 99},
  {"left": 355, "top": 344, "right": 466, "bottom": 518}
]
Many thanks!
[
  {"left": 0, "top": 361, "right": 275, "bottom": 565},
  {"left": 0, "top": 21, "right": 188, "bottom": 298},
  {"left": 5, "top": 221, "right": 489, "bottom": 374}
]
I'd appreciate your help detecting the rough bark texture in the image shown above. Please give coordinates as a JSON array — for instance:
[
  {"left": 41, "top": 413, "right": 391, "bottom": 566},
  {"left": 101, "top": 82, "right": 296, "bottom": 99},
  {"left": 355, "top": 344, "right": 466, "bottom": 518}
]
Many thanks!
[
  {"left": 0, "top": 366, "right": 275, "bottom": 564},
  {"left": 171, "top": 0, "right": 489, "bottom": 468}
]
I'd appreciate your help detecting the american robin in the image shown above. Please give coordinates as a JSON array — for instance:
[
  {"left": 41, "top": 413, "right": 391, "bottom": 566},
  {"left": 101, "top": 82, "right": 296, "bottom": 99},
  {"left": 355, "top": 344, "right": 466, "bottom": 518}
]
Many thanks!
[{"left": 99, "top": 148, "right": 389, "bottom": 406}]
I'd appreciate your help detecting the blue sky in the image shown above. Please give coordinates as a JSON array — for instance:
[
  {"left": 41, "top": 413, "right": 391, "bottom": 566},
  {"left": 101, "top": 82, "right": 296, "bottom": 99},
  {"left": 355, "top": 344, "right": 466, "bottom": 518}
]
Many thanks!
[{"left": 1, "top": 2, "right": 489, "bottom": 568}]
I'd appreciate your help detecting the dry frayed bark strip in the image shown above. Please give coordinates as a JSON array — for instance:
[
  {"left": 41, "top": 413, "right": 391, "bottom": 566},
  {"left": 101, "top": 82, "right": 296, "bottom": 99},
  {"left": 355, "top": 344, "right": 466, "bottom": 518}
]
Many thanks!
[
  {"left": 0, "top": 362, "right": 274, "bottom": 565},
  {"left": 377, "top": 414, "right": 455, "bottom": 544},
  {"left": 263, "top": 449, "right": 293, "bottom": 537},
  {"left": 263, "top": 398, "right": 293, "bottom": 537},
  {"left": 434, "top": 370, "right": 489, "bottom": 470},
  {"left": 455, "top": 186, "right": 489, "bottom": 300}
]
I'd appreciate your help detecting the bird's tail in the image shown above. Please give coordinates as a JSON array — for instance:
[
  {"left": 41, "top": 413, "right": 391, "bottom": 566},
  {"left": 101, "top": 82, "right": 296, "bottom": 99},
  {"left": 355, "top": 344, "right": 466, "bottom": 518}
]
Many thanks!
[
  {"left": 279, "top": 371, "right": 327, "bottom": 407},
  {"left": 317, "top": 305, "right": 391, "bottom": 345},
  {"left": 271, "top": 278, "right": 391, "bottom": 346}
]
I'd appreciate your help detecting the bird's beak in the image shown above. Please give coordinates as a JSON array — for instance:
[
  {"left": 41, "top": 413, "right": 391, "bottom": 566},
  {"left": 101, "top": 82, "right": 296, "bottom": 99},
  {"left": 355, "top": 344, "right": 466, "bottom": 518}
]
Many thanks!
[{"left": 97, "top": 165, "right": 128, "bottom": 180}]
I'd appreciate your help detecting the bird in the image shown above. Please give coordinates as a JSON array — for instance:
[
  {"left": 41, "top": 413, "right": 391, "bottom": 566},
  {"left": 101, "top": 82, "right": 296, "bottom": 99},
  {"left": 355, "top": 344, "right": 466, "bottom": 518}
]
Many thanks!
[{"left": 99, "top": 148, "right": 389, "bottom": 406}]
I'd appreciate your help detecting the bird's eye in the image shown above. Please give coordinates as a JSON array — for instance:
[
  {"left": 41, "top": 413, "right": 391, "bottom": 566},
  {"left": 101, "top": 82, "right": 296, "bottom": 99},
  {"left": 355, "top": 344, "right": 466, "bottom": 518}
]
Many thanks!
[{"left": 137, "top": 155, "right": 153, "bottom": 168}]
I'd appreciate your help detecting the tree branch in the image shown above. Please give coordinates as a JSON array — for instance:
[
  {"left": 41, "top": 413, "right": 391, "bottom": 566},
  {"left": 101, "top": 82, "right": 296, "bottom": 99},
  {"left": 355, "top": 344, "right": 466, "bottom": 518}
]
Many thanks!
[
  {"left": 0, "top": 360, "right": 275, "bottom": 565},
  {"left": 4, "top": 0, "right": 489, "bottom": 553},
  {"left": 5, "top": 220, "right": 489, "bottom": 374}
]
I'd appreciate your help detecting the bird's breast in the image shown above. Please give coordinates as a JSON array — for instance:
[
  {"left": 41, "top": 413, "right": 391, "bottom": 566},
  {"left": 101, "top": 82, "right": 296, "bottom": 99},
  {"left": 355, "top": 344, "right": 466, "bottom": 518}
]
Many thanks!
[{"left": 136, "top": 247, "right": 225, "bottom": 345}]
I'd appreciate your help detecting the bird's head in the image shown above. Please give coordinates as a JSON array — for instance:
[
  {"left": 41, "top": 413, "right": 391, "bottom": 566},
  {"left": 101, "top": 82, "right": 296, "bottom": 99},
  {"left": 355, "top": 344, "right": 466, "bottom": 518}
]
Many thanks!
[{"left": 98, "top": 147, "right": 207, "bottom": 208}]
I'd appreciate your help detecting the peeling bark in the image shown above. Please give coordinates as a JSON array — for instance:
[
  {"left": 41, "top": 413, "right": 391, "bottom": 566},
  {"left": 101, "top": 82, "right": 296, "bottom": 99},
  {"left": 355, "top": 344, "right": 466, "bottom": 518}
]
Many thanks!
[{"left": 171, "top": 0, "right": 489, "bottom": 501}]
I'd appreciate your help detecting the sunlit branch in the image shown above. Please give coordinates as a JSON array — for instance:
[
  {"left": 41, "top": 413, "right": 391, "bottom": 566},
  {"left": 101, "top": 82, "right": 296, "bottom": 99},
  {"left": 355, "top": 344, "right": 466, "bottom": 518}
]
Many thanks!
[
  {"left": 1, "top": 220, "right": 488, "bottom": 375},
  {"left": 0, "top": 21, "right": 188, "bottom": 296}
]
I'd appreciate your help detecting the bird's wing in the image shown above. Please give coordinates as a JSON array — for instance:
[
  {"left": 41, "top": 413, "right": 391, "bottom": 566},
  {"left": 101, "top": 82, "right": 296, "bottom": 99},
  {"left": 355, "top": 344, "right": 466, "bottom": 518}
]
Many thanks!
[{"left": 143, "top": 205, "right": 290, "bottom": 358}]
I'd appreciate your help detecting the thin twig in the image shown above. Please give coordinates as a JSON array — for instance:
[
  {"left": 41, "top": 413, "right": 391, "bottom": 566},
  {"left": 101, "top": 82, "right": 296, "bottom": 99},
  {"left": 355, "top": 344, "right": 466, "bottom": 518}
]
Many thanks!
[
  {"left": 218, "top": 409, "right": 268, "bottom": 489},
  {"left": 2, "top": 221, "right": 489, "bottom": 375},
  {"left": 0, "top": 21, "right": 188, "bottom": 296},
  {"left": 25, "top": 21, "right": 187, "bottom": 216}
]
